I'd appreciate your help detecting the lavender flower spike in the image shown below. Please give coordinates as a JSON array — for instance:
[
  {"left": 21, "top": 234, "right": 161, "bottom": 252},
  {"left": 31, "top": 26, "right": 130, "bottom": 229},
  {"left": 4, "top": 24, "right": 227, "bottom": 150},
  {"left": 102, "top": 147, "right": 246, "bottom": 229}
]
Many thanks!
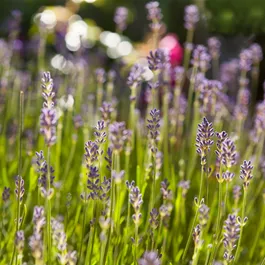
[
  {"left": 114, "top": 7, "right": 128, "bottom": 33},
  {"left": 145, "top": 1, "right": 163, "bottom": 32},
  {"left": 223, "top": 214, "right": 240, "bottom": 262},
  {"left": 207, "top": 37, "right": 221, "bottom": 59},
  {"left": 138, "top": 251, "right": 161, "bottom": 265},
  {"left": 240, "top": 160, "right": 253, "bottom": 189},
  {"left": 184, "top": 5, "right": 199, "bottom": 30},
  {"left": 40, "top": 71, "right": 57, "bottom": 147},
  {"left": 196, "top": 117, "right": 214, "bottom": 164}
]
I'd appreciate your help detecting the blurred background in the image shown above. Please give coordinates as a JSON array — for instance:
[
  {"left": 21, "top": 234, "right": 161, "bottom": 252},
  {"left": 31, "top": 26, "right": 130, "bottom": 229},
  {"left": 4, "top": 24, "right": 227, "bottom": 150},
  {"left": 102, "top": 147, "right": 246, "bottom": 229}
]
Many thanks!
[{"left": 1, "top": 0, "right": 265, "bottom": 97}]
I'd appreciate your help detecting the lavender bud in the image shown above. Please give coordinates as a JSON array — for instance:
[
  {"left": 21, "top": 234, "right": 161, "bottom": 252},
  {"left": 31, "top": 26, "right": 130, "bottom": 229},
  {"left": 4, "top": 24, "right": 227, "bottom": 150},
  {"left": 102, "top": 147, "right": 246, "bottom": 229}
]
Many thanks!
[
  {"left": 222, "top": 171, "right": 235, "bottom": 182},
  {"left": 15, "top": 230, "right": 25, "bottom": 254},
  {"left": 94, "top": 120, "right": 107, "bottom": 145},
  {"left": 195, "top": 117, "right": 214, "bottom": 162},
  {"left": 221, "top": 138, "right": 237, "bottom": 169},
  {"left": 240, "top": 160, "right": 253, "bottom": 189},
  {"left": 15, "top": 175, "right": 25, "bottom": 202},
  {"left": 149, "top": 208, "right": 159, "bottom": 229},
  {"left": 95, "top": 68, "right": 106, "bottom": 84},
  {"left": 29, "top": 232, "right": 43, "bottom": 260},
  {"left": 127, "top": 63, "right": 144, "bottom": 87},
  {"left": 100, "top": 102, "right": 113, "bottom": 125},
  {"left": 147, "top": 49, "right": 170, "bottom": 71},
  {"left": 250, "top": 43, "right": 263, "bottom": 64},
  {"left": 199, "top": 204, "right": 210, "bottom": 227},
  {"left": 239, "top": 49, "right": 252, "bottom": 72},
  {"left": 129, "top": 186, "right": 143, "bottom": 212},
  {"left": 104, "top": 147, "right": 113, "bottom": 171},
  {"left": 174, "top": 66, "right": 185, "bottom": 87},
  {"left": 223, "top": 214, "right": 240, "bottom": 261},
  {"left": 138, "top": 251, "right": 161, "bottom": 265},
  {"left": 184, "top": 5, "right": 199, "bottom": 30},
  {"left": 160, "top": 179, "right": 172, "bottom": 201},
  {"left": 147, "top": 109, "right": 161, "bottom": 154},
  {"left": 40, "top": 108, "right": 57, "bottom": 147},
  {"left": 2, "top": 187, "right": 10, "bottom": 202},
  {"left": 73, "top": 115, "right": 83, "bottom": 130},
  {"left": 193, "top": 224, "right": 201, "bottom": 246},
  {"left": 178, "top": 180, "right": 190, "bottom": 198},
  {"left": 114, "top": 7, "right": 128, "bottom": 33},
  {"left": 109, "top": 122, "right": 130, "bottom": 153},
  {"left": 40, "top": 71, "right": 57, "bottom": 147},
  {"left": 112, "top": 170, "right": 125, "bottom": 184},
  {"left": 192, "top": 45, "right": 211, "bottom": 72},
  {"left": 145, "top": 1, "right": 163, "bottom": 32},
  {"left": 33, "top": 206, "right": 46, "bottom": 233},
  {"left": 84, "top": 141, "right": 99, "bottom": 168},
  {"left": 207, "top": 37, "right": 221, "bottom": 59}
]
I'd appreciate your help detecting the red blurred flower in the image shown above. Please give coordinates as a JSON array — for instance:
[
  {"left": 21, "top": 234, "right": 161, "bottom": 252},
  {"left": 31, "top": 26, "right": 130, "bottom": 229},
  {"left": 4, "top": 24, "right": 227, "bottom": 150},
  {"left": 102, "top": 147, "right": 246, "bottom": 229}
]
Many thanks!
[{"left": 159, "top": 34, "right": 183, "bottom": 67}]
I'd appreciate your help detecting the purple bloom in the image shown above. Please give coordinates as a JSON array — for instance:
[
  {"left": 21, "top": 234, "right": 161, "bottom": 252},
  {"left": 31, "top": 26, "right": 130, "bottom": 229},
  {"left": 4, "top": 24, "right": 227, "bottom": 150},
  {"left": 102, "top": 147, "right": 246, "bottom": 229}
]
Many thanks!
[
  {"left": 192, "top": 45, "right": 211, "bottom": 72},
  {"left": 40, "top": 72, "right": 57, "bottom": 146},
  {"left": 15, "top": 230, "right": 25, "bottom": 254},
  {"left": 147, "top": 49, "right": 170, "bottom": 71},
  {"left": 223, "top": 214, "right": 240, "bottom": 262},
  {"left": 109, "top": 122, "right": 130, "bottom": 153},
  {"left": 199, "top": 204, "right": 210, "bottom": 227},
  {"left": 114, "top": 7, "right": 128, "bottom": 32},
  {"left": 2, "top": 187, "right": 10, "bottom": 202},
  {"left": 127, "top": 63, "right": 145, "bottom": 87},
  {"left": 15, "top": 175, "right": 25, "bottom": 202},
  {"left": 149, "top": 208, "right": 159, "bottom": 229},
  {"left": 138, "top": 251, "right": 161, "bottom": 265},
  {"left": 233, "top": 88, "right": 250, "bottom": 121},
  {"left": 174, "top": 66, "right": 185, "bottom": 87},
  {"left": 240, "top": 160, "right": 253, "bottom": 189},
  {"left": 239, "top": 49, "right": 252, "bottom": 72},
  {"left": 95, "top": 68, "right": 106, "bottom": 84},
  {"left": 178, "top": 180, "right": 190, "bottom": 198},
  {"left": 207, "top": 37, "right": 221, "bottom": 59},
  {"left": 250, "top": 43, "right": 263, "bottom": 64},
  {"left": 184, "top": 5, "right": 199, "bottom": 30},
  {"left": 84, "top": 141, "right": 99, "bottom": 168},
  {"left": 195, "top": 117, "right": 214, "bottom": 162},
  {"left": 145, "top": 1, "right": 163, "bottom": 32},
  {"left": 193, "top": 224, "right": 201, "bottom": 245},
  {"left": 100, "top": 102, "right": 114, "bottom": 124},
  {"left": 147, "top": 109, "right": 161, "bottom": 155},
  {"left": 220, "top": 138, "right": 237, "bottom": 169},
  {"left": 40, "top": 108, "right": 57, "bottom": 147}
]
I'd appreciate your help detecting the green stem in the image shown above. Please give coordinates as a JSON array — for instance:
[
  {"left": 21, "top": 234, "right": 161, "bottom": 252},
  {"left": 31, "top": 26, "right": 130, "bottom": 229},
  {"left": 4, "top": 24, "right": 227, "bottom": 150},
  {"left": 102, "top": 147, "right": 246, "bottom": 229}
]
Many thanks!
[
  {"left": 46, "top": 146, "right": 52, "bottom": 265},
  {"left": 249, "top": 200, "right": 265, "bottom": 260},
  {"left": 234, "top": 188, "right": 247, "bottom": 262},
  {"left": 182, "top": 206, "right": 200, "bottom": 262},
  {"left": 78, "top": 203, "right": 87, "bottom": 264}
]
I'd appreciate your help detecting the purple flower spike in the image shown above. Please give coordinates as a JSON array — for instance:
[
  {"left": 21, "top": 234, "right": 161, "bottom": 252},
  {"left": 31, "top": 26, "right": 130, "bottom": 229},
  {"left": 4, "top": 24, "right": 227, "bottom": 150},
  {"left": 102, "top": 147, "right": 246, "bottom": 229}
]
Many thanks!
[
  {"left": 114, "top": 7, "right": 128, "bottom": 33},
  {"left": 138, "top": 251, "right": 161, "bottom": 265},
  {"left": 223, "top": 214, "right": 240, "bottom": 262},
  {"left": 239, "top": 49, "right": 252, "bottom": 72},
  {"left": 250, "top": 43, "right": 263, "bottom": 64},
  {"left": 196, "top": 117, "right": 214, "bottom": 163},
  {"left": 207, "top": 37, "right": 221, "bottom": 59},
  {"left": 240, "top": 160, "right": 253, "bottom": 189},
  {"left": 184, "top": 5, "right": 199, "bottom": 30}
]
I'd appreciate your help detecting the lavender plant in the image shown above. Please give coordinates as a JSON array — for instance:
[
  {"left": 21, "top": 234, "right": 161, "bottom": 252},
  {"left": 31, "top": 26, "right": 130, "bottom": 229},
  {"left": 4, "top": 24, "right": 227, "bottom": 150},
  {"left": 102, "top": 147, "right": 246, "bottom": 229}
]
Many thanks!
[{"left": 1, "top": 3, "right": 265, "bottom": 265}]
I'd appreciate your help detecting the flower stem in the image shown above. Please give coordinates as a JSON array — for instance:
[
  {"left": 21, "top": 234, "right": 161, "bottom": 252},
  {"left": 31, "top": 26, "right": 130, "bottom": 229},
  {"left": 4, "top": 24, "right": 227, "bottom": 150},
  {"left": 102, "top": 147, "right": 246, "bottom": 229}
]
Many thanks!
[{"left": 234, "top": 188, "right": 247, "bottom": 262}]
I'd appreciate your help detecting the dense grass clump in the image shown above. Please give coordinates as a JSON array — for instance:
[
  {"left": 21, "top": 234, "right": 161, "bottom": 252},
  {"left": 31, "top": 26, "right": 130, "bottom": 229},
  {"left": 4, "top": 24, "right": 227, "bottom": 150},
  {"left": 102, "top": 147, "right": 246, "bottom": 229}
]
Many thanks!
[{"left": 1, "top": 2, "right": 265, "bottom": 265}]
